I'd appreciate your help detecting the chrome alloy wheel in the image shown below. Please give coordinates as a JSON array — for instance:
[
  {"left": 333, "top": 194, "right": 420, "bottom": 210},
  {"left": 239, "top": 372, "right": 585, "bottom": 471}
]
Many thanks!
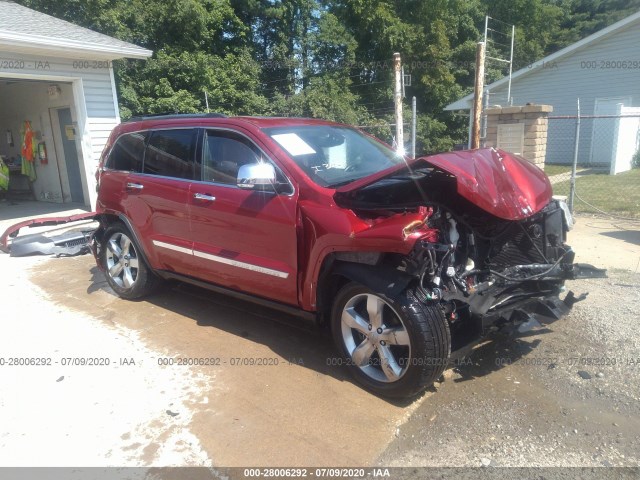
[
  {"left": 105, "top": 231, "right": 140, "bottom": 289},
  {"left": 340, "top": 293, "right": 411, "bottom": 383}
]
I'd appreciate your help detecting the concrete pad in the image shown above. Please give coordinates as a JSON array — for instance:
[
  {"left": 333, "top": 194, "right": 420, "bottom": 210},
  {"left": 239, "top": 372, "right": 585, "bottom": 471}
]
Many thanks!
[
  {"left": 0, "top": 199, "right": 93, "bottom": 239},
  {"left": 0, "top": 199, "right": 89, "bottom": 226},
  {"left": 0, "top": 250, "right": 426, "bottom": 466},
  {"left": 570, "top": 215, "right": 640, "bottom": 272},
  {"left": 0, "top": 254, "right": 211, "bottom": 466}
]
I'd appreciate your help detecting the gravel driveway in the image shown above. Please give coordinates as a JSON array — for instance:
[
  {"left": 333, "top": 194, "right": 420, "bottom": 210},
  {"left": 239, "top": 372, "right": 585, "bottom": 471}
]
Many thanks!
[{"left": 378, "top": 270, "right": 640, "bottom": 468}]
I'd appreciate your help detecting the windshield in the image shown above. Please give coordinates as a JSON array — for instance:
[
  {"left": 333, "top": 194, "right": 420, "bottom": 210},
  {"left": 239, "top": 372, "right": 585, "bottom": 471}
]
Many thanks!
[{"left": 264, "top": 125, "right": 405, "bottom": 187}]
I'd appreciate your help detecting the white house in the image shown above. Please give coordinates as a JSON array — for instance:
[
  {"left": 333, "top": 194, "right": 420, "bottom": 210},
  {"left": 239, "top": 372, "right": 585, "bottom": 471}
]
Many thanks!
[
  {"left": 445, "top": 10, "right": 640, "bottom": 172},
  {"left": 0, "top": 0, "right": 151, "bottom": 208}
]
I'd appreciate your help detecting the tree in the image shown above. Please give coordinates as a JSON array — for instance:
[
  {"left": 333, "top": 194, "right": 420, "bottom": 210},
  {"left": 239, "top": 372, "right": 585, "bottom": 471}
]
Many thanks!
[{"left": 14, "top": 0, "right": 640, "bottom": 152}]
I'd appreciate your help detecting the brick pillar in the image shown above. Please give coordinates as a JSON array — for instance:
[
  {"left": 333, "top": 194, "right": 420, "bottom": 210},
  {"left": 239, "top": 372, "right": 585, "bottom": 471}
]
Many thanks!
[{"left": 484, "top": 105, "right": 553, "bottom": 168}]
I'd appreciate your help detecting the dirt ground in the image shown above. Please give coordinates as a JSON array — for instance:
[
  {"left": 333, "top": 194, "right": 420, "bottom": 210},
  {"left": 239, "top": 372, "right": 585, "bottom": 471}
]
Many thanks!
[
  {"left": 0, "top": 201, "right": 639, "bottom": 473},
  {"left": 379, "top": 271, "right": 640, "bottom": 468}
]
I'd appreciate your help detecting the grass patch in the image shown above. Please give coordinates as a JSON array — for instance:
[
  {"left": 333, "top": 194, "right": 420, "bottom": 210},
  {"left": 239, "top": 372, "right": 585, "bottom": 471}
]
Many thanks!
[
  {"left": 552, "top": 168, "right": 640, "bottom": 217},
  {"left": 544, "top": 164, "right": 573, "bottom": 177},
  {"left": 551, "top": 179, "right": 570, "bottom": 197}
]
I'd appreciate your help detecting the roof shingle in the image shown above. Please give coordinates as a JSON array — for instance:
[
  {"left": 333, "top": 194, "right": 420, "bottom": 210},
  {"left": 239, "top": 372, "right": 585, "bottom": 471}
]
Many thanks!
[{"left": 0, "top": 0, "right": 151, "bottom": 58}]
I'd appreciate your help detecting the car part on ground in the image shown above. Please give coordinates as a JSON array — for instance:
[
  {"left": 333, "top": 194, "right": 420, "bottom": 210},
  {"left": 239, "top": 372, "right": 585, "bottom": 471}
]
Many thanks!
[
  {"left": 0, "top": 212, "right": 97, "bottom": 254},
  {"left": 8, "top": 229, "right": 94, "bottom": 257}
]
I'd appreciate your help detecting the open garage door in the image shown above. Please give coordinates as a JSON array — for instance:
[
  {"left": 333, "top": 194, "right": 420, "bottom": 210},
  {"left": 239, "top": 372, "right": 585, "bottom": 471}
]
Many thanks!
[{"left": 0, "top": 78, "right": 87, "bottom": 206}]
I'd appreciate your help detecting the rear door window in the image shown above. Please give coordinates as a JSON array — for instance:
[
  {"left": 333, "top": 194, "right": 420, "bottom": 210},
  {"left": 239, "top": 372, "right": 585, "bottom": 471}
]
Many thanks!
[
  {"left": 106, "top": 132, "right": 146, "bottom": 172},
  {"left": 144, "top": 129, "right": 197, "bottom": 180}
]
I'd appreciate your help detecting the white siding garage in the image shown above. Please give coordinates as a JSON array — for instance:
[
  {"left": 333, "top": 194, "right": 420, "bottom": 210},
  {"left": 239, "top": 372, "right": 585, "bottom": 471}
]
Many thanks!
[{"left": 0, "top": 1, "right": 151, "bottom": 208}]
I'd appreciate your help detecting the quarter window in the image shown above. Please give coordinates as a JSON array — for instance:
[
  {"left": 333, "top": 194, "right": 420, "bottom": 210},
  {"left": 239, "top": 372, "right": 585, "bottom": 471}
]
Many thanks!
[
  {"left": 106, "top": 132, "right": 146, "bottom": 172},
  {"left": 144, "top": 129, "right": 197, "bottom": 180}
]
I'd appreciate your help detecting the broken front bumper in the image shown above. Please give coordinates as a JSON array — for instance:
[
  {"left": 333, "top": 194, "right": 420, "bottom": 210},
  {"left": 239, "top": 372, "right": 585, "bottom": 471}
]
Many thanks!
[
  {"left": 453, "top": 259, "right": 607, "bottom": 333},
  {"left": 0, "top": 212, "right": 97, "bottom": 256}
]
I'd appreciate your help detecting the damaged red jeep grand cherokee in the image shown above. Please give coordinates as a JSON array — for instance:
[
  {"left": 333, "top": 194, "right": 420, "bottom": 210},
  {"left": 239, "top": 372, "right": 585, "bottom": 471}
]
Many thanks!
[{"left": 92, "top": 113, "right": 605, "bottom": 398}]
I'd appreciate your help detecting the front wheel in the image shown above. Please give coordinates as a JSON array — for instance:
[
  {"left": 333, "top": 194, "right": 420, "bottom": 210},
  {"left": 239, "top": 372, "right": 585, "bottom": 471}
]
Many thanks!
[
  {"left": 331, "top": 283, "right": 451, "bottom": 398},
  {"left": 100, "top": 223, "right": 157, "bottom": 299}
]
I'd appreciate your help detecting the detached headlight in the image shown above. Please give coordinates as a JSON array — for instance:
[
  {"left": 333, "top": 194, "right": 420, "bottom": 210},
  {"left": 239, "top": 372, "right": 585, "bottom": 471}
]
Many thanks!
[{"left": 557, "top": 198, "right": 574, "bottom": 231}]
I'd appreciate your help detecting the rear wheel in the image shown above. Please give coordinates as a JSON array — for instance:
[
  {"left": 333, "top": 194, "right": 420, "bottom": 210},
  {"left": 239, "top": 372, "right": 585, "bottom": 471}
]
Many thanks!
[
  {"left": 101, "top": 223, "right": 157, "bottom": 299},
  {"left": 331, "top": 283, "right": 450, "bottom": 398}
]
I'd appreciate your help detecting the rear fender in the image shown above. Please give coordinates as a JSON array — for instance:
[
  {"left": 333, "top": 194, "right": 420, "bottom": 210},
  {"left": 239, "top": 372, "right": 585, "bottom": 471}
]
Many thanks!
[{"left": 91, "top": 213, "right": 154, "bottom": 273}]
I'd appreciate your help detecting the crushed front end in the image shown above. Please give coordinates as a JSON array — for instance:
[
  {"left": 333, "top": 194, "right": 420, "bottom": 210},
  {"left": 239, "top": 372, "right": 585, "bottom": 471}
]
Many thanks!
[
  {"left": 402, "top": 199, "right": 606, "bottom": 350},
  {"left": 334, "top": 148, "right": 606, "bottom": 351}
]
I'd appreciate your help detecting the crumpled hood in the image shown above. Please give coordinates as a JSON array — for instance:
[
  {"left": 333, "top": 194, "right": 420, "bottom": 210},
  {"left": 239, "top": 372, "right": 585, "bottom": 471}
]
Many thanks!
[
  {"left": 424, "top": 149, "right": 552, "bottom": 219},
  {"left": 335, "top": 148, "right": 553, "bottom": 221}
]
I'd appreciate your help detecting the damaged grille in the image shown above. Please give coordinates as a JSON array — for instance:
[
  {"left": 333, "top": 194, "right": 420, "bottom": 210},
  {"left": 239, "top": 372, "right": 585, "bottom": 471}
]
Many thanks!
[
  {"left": 59, "top": 237, "right": 88, "bottom": 248},
  {"left": 486, "top": 202, "right": 566, "bottom": 270},
  {"left": 487, "top": 224, "right": 547, "bottom": 269}
]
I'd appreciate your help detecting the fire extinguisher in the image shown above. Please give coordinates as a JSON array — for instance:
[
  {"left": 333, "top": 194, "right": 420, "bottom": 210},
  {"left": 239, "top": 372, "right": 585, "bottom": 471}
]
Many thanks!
[{"left": 38, "top": 142, "right": 48, "bottom": 165}]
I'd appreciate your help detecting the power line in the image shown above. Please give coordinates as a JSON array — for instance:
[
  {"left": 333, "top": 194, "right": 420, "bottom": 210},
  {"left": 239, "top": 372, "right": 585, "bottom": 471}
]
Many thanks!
[
  {"left": 260, "top": 69, "right": 378, "bottom": 86},
  {"left": 355, "top": 122, "right": 409, "bottom": 128},
  {"left": 357, "top": 98, "right": 395, "bottom": 105},
  {"left": 486, "top": 15, "right": 514, "bottom": 28},
  {"left": 257, "top": 57, "right": 397, "bottom": 86},
  {"left": 486, "top": 27, "right": 510, "bottom": 37},
  {"left": 486, "top": 38, "right": 512, "bottom": 49},
  {"left": 349, "top": 79, "right": 389, "bottom": 88}
]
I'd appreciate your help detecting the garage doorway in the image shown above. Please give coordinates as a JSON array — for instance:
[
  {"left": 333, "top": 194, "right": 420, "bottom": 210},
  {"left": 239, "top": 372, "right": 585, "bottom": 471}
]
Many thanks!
[{"left": 0, "top": 78, "right": 87, "bottom": 206}]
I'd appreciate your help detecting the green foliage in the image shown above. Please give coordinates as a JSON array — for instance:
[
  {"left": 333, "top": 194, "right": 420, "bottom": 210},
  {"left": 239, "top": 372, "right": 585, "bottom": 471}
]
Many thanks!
[
  {"left": 117, "top": 50, "right": 267, "bottom": 118},
  {"left": 14, "top": 0, "right": 638, "bottom": 153},
  {"left": 632, "top": 150, "right": 640, "bottom": 169}
]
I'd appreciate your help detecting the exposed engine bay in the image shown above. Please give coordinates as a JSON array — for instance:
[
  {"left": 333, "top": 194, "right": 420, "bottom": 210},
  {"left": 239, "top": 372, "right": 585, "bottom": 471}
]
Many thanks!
[{"left": 334, "top": 161, "right": 607, "bottom": 349}]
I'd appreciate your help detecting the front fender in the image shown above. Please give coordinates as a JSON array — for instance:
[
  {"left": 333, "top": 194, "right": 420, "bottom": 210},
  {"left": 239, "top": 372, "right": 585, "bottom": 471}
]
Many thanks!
[{"left": 330, "top": 262, "right": 413, "bottom": 299}]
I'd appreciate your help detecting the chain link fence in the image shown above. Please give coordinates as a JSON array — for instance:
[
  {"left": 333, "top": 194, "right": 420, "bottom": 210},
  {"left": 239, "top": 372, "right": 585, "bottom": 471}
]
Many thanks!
[{"left": 546, "top": 114, "right": 640, "bottom": 219}]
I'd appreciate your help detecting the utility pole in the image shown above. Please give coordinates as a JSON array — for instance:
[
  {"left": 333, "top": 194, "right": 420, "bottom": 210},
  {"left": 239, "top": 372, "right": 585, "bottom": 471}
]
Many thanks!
[
  {"left": 204, "top": 90, "right": 210, "bottom": 113},
  {"left": 393, "top": 52, "right": 404, "bottom": 154},
  {"left": 411, "top": 96, "right": 417, "bottom": 158},
  {"left": 471, "top": 42, "right": 486, "bottom": 149}
]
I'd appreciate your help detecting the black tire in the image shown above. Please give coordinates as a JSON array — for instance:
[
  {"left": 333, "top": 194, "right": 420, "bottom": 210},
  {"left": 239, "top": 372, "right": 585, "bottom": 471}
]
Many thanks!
[
  {"left": 100, "top": 223, "right": 158, "bottom": 299},
  {"left": 331, "top": 282, "right": 450, "bottom": 398}
]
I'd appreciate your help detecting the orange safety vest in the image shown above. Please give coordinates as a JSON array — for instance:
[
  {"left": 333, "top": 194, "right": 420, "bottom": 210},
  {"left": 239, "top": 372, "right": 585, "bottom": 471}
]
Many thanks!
[{"left": 21, "top": 121, "right": 35, "bottom": 162}]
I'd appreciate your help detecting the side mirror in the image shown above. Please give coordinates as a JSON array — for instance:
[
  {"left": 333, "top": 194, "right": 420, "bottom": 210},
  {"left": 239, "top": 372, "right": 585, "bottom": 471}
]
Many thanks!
[{"left": 237, "top": 162, "right": 277, "bottom": 190}]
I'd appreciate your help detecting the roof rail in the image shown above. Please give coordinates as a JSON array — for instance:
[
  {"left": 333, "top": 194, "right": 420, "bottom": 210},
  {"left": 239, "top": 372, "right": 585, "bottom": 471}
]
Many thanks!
[{"left": 125, "top": 112, "right": 227, "bottom": 122}]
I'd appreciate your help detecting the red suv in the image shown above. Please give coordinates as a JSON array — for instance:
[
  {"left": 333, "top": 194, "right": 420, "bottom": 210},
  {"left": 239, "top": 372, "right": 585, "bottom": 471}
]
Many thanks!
[{"left": 93, "top": 113, "right": 604, "bottom": 398}]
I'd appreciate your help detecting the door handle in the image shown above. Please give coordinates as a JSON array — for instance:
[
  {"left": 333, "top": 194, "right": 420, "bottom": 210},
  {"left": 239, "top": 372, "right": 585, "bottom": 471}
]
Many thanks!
[
  {"left": 126, "top": 182, "right": 144, "bottom": 190},
  {"left": 193, "top": 193, "right": 216, "bottom": 201}
]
